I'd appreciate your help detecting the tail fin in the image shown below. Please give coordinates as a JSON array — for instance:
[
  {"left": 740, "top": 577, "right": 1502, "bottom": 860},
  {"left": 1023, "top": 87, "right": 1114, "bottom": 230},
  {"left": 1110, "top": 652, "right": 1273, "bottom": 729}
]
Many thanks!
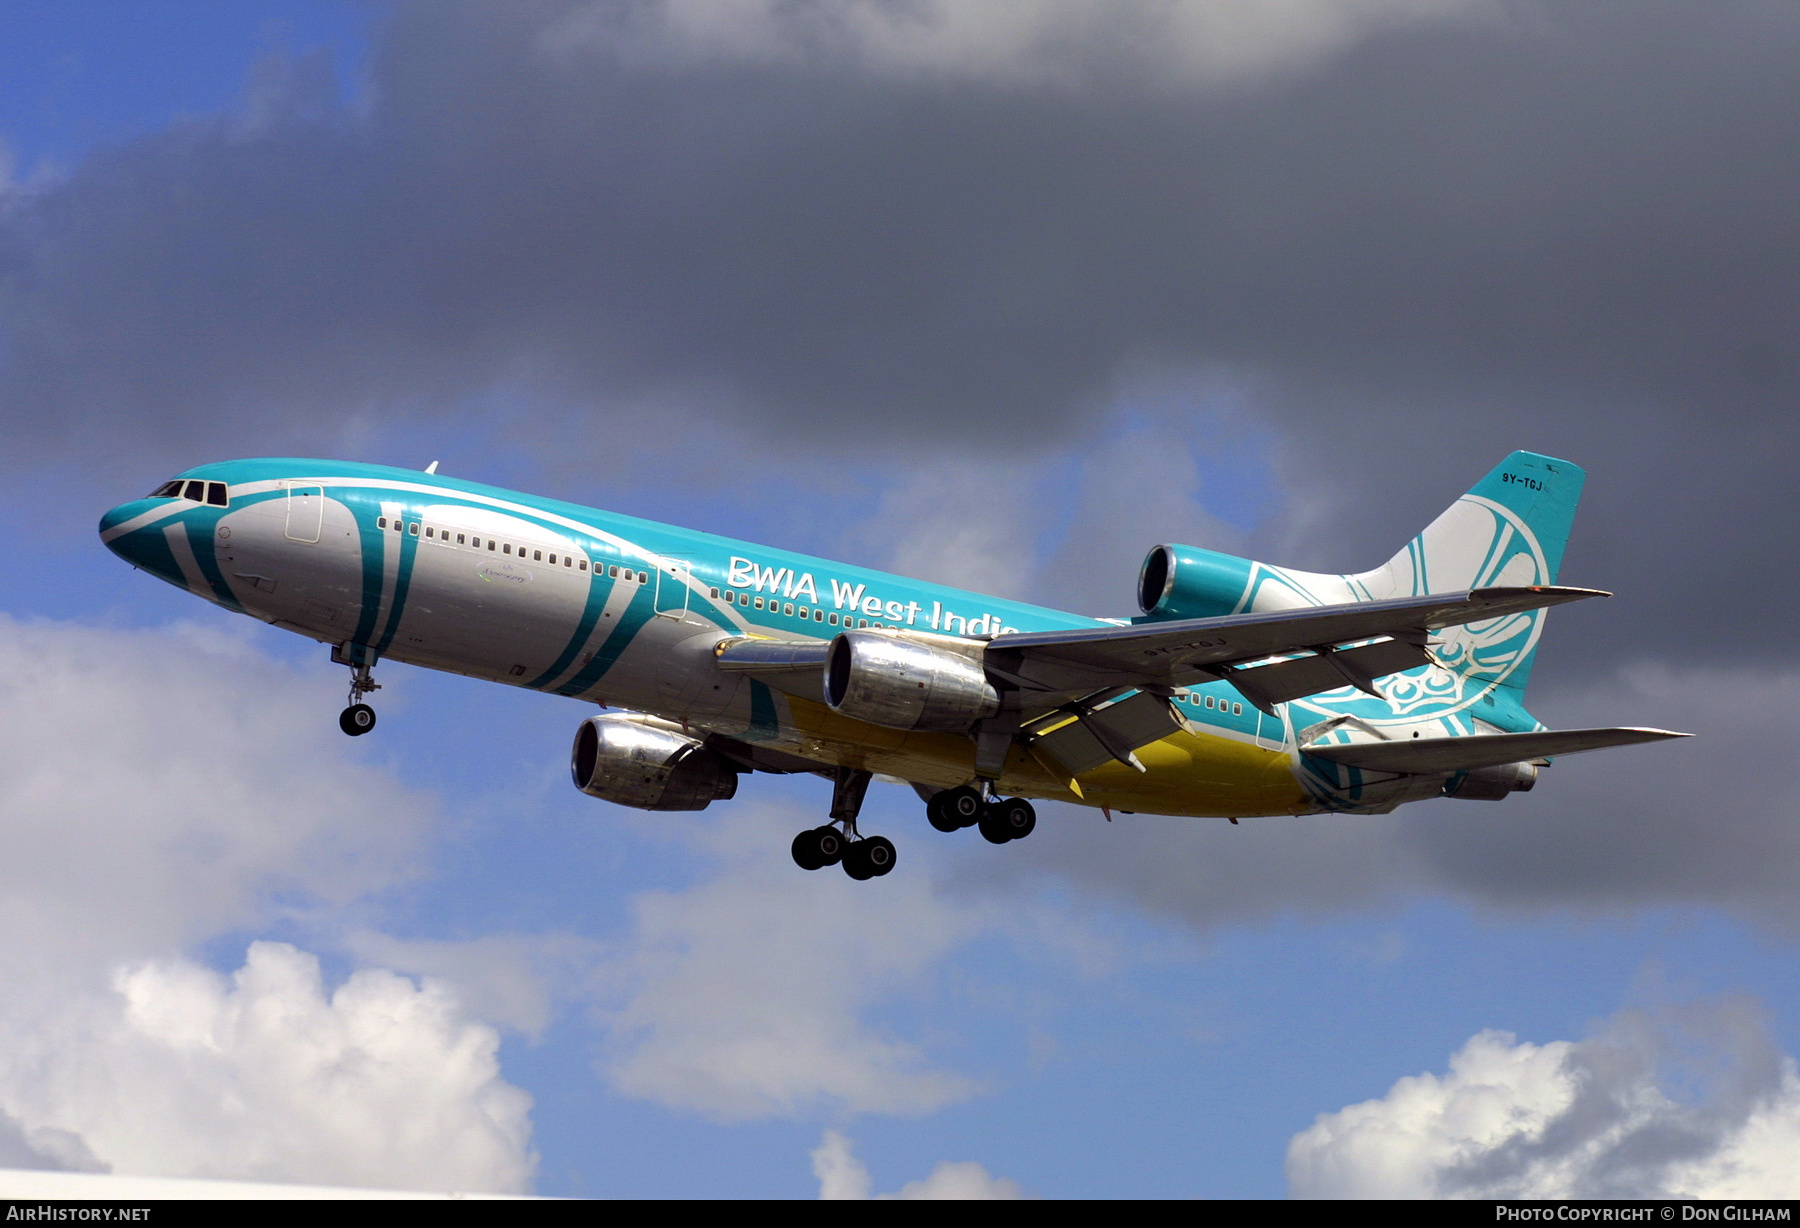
[
  {"left": 1349, "top": 451, "right": 1586, "bottom": 700},
  {"left": 1355, "top": 451, "right": 1585, "bottom": 603},
  {"left": 1214, "top": 451, "right": 1583, "bottom": 705},
  {"left": 1353, "top": 450, "right": 1584, "bottom": 698},
  {"left": 1137, "top": 451, "right": 1585, "bottom": 704}
]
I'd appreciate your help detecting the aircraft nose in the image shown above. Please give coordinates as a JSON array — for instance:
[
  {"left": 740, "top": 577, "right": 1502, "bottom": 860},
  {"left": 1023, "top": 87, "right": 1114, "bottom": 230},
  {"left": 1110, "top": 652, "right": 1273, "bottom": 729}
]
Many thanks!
[
  {"left": 98, "top": 499, "right": 159, "bottom": 544},
  {"left": 98, "top": 501, "right": 143, "bottom": 539}
]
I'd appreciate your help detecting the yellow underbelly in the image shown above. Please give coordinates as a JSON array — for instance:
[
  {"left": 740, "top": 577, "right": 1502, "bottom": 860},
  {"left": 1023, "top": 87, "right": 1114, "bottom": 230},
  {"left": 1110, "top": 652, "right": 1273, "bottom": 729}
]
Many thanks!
[{"left": 778, "top": 697, "right": 1308, "bottom": 818}]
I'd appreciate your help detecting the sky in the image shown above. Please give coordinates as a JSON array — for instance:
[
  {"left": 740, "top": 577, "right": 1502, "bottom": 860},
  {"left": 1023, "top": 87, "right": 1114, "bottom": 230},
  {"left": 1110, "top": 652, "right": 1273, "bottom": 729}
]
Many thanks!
[{"left": 2, "top": 0, "right": 1799, "bottom": 1199}]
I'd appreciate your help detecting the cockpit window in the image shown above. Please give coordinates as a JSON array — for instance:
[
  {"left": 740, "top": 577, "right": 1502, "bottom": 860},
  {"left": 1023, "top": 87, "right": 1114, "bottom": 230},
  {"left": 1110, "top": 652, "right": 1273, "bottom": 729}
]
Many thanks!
[
  {"left": 150, "top": 480, "right": 184, "bottom": 498},
  {"left": 206, "top": 482, "right": 228, "bottom": 507},
  {"left": 182, "top": 480, "right": 206, "bottom": 502}
]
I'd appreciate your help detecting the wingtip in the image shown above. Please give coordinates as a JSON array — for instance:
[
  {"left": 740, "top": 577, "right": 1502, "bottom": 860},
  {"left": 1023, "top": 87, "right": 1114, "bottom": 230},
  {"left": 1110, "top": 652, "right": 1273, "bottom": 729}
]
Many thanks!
[
  {"left": 1469, "top": 584, "right": 1611, "bottom": 603},
  {"left": 1533, "top": 585, "right": 1611, "bottom": 599}
]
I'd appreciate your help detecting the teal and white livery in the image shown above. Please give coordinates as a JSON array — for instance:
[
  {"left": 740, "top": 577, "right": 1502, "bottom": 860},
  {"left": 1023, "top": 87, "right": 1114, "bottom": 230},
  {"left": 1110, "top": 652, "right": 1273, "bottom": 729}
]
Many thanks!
[{"left": 99, "top": 451, "right": 1686, "bottom": 880}]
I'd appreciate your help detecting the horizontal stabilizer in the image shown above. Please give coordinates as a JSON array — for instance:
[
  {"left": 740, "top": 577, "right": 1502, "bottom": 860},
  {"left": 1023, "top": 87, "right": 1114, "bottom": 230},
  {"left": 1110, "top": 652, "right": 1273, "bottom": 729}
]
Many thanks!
[{"left": 1302, "top": 727, "right": 1690, "bottom": 775}]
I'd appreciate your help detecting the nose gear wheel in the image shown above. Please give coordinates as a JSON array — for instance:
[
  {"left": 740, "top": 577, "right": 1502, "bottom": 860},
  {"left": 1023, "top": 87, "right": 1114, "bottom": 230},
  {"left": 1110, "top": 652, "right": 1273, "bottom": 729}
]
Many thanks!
[
  {"left": 333, "top": 645, "right": 381, "bottom": 737},
  {"left": 339, "top": 704, "right": 377, "bottom": 736}
]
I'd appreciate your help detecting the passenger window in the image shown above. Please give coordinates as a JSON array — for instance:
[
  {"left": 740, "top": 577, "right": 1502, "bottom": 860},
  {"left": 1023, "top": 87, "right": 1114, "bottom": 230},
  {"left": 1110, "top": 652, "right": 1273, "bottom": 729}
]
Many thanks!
[
  {"left": 710, "top": 588, "right": 720, "bottom": 598},
  {"left": 608, "top": 566, "right": 618, "bottom": 578},
  {"left": 784, "top": 603, "right": 794, "bottom": 616},
  {"left": 1205, "top": 695, "right": 1215, "bottom": 709},
  {"left": 409, "top": 523, "right": 419, "bottom": 536},
  {"left": 1232, "top": 703, "right": 1243, "bottom": 716},
  {"left": 379, "top": 517, "right": 387, "bottom": 529},
  {"left": 579, "top": 560, "right": 587, "bottom": 570},
  {"left": 858, "top": 619, "right": 868, "bottom": 628},
  {"left": 829, "top": 613, "right": 839, "bottom": 625},
  {"left": 207, "top": 482, "right": 228, "bottom": 507},
  {"left": 754, "top": 597, "right": 764, "bottom": 610},
  {"left": 547, "top": 553, "right": 555, "bottom": 564},
  {"left": 488, "top": 540, "right": 496, "bottom": 551},
  {"left": 183, "top": 480, "right": 206, "bottom": 501},
  {"left": 638, "top": 572, "right": 648, "bottom": 584},
  {"left": 533, "top": 550, "right": 542, "bottom": 561}
]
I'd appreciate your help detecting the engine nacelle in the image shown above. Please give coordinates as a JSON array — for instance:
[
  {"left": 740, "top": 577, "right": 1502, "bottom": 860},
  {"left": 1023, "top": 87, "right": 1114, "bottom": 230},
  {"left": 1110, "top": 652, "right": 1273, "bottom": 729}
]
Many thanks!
[
  {"left": 1138, "top": 543, "right": 1257, "bottom": 621},
  {"left": 1444, "top": 760, "right": 1539, "bottom": 800},
  {"left": 570, "top": 714, "right": 738, "bottom": 811},
  {"left": 825, "top": 631, "right": 1000, "bottom": 732}
]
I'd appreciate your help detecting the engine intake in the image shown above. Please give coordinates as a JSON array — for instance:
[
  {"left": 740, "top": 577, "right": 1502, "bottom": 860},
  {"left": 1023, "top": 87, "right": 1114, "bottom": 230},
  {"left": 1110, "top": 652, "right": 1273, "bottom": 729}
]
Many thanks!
[
  {"left": 570, "top": 715, "right": 738, "bottom": 811},
  {"left": 1443, "top": 760, "right": 1539, "bottom": 800},
  {"left": 1139, "top": 543, "right": 1257, "bottom": 621},
  {"left": 825, "top": 631, "right": 999, "bottom": 732}
]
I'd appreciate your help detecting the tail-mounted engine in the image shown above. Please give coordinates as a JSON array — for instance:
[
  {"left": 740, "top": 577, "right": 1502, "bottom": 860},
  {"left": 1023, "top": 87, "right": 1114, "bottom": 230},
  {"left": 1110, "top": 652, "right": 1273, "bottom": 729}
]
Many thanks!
[
  {"left": 825, "top": 631, "right": 999, "bottom": 732},
  {"left": 570, "top": 714, "right": 739, "bottom": 811},
  {"left": 1138, "top": 543, "right": 1257, "bottom": 622}
]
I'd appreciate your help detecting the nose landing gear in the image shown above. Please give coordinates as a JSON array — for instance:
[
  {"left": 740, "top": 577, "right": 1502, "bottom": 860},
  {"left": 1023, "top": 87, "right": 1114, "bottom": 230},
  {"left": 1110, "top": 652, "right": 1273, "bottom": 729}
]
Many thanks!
[
  {"left": 791, "top": 767, "right": 897, "bottom": 879},
  {"left": 332, "top": 644, "right": 381, "bottom": 737},
  {"left": 339, "top": 703, "right": 377, "bottom": 736}
]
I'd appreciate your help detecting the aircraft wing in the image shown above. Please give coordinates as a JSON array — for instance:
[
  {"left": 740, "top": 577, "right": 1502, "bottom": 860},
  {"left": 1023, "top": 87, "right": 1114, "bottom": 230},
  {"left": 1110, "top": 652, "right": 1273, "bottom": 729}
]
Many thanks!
[
  {"left": 985, "top": 586, "right": 1606, "bottom": 712},
  {"left": 1301, "top": 726, "right": 1691, "bottom": 774}
]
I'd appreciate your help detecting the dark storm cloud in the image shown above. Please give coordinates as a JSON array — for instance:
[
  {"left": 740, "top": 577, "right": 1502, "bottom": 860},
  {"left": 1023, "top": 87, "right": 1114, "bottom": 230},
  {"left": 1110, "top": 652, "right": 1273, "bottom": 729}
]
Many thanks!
[{"left": 3, "top": 0, "right": 1797, "bottom": 667}]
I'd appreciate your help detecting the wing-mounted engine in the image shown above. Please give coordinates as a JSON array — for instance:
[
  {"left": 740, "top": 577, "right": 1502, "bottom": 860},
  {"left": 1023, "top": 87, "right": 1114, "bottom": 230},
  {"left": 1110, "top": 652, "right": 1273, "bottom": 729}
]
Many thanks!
[
  {"left": 825, "top": 631, "right": 1000, "bottom": 732},
  {"left": 570, "top": 713, "right": 739, "bottom": 811}
]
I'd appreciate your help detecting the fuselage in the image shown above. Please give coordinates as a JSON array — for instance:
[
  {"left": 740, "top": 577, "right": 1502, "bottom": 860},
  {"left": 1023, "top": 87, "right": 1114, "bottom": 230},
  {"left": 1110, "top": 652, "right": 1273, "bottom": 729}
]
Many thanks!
[{"left": 99, "top": 458, "right": 1438, "bottom": 818}]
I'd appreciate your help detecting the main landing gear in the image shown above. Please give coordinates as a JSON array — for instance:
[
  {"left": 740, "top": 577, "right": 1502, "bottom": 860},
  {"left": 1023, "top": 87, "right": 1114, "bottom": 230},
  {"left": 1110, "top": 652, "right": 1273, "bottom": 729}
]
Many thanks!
[
  {"left": 792, "top": 767, "right": 897, "bottom": 880},
  {"left": 332, "top": 644, "right": 381, "bottom": 737},
  {"left": 926, "top": 785, "right": 1037, "bottom": 844}
]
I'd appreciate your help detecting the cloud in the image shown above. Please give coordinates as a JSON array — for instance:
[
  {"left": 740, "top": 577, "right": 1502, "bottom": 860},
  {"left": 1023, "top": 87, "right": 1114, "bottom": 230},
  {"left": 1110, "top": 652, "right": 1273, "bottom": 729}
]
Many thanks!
[
  {"left": 0, "top": 942, "right": 535, "bottom": 1193},
  {"left": 6, "top": 0, "right": 1800, "bottom": 679},
  {"left": 1287, "top": 998, "right": 1800, "bottom": 1199},
  {"left": 0, "top": 615, "right": 430, "bottom": 982},
  {"left": 812, "top": 1128, "right": 1023, "bottom": 1200},
  {"left": 0, "top": 615, "right": 537, "bottom": 1190},
  {"left": 597, "top": 807, "right": 988, "bottom": 1120},
  {"left": 7, "top": 1, "right": 1800, "bottom": 952},
  {"left": 344, "top": 931, "right": 602, "bottom": 1042},
  {"left": 548, "top": 0, "right": 1491, "bottom": 89}
]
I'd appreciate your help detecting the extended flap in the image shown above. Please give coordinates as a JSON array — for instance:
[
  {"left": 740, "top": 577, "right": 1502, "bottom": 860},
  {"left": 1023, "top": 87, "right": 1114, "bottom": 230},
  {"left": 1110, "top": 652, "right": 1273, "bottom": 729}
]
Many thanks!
[{"left": 1028, "top": 690, "right": 1183, "bottom": 777}]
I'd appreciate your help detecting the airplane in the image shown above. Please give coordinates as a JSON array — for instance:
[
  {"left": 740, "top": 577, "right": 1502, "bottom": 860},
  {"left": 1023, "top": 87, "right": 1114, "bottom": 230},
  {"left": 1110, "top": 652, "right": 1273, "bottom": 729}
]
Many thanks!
[{"left": 98, "top": 450, "right": 1687, "bottom": 880}]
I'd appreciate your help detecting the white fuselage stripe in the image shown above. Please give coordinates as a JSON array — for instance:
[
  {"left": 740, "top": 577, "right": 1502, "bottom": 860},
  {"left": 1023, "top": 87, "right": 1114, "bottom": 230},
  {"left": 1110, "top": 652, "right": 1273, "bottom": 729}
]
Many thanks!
[{"left": 162, "top": 523, "right": 210, "bottom": 598}]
